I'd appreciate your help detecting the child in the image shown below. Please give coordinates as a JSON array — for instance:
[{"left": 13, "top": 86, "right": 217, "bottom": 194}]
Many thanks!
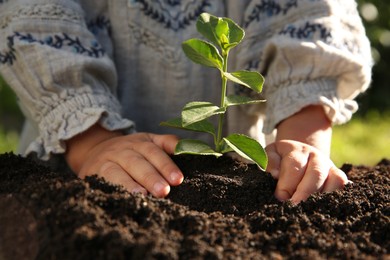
[{"left": 0, "top": 0, "right": 372, "bottom": 203}]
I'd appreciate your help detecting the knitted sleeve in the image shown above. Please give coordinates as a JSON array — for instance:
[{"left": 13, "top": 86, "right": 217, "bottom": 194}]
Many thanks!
[
  {"left": 0, "top": 0, "right": 134, "bottom": 159},
  {"left": 234, "top": 0, "right": 372, "bottom": 134}
]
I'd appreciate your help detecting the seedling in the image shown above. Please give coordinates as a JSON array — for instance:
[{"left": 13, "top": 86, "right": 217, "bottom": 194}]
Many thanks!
[{"left": 161, "top": 13, "right": 268, "bottom": 170}]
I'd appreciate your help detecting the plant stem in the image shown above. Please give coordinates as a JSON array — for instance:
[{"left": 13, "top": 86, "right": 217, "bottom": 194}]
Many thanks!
[{"left": 215, "top": 51, "right": 229, "bottom": 152}]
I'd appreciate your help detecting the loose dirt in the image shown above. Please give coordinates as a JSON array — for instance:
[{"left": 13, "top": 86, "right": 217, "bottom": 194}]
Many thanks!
[{"left": 0, "top": 153, "right": 388, "bottom": 259}]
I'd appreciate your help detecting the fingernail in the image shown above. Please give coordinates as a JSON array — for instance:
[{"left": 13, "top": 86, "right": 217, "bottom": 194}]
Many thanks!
[
  {"left": 153, "top": 181, "right": 170, "bottom": 196},
  {"left": 275, "top": 190, "right": 291, "bottom": 202},
  {"left": 289, "top": 197, "right": 300, "bottom": 205},
  {"left": 132, "top": 187, "right": 147, "bottom": 195},
  {"left": 170, "top": 171, "right": 183, "bottom": 183}
]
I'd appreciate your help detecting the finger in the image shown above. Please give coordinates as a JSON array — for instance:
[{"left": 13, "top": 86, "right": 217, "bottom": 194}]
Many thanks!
[
  {"left": 321, "top": 165, "right": 349, "bottom": 192},
  {"left": 136, "top": 141, "right": 184, "bottom": 186},
  {"left": 290, "top": 152, "right": 331, "bottom": 204},
  {"left": 149, "top": 134, "right": 179, "bottom": 154},
  {"left": 274, "top": 151, "right": 308, "bottom": 201},
  {"left": 265, "top": 143, "right": 282, "bottom": 178},
  {"left": 97, "top": 161, "right": 147, "bottom": 195},
  {"left": 115, "top": 150, "right": 171, "bottom": 198}
]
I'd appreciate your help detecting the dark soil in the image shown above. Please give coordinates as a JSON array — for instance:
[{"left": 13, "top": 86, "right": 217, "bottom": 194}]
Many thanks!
[{"left": 0, "top": 153, "right": 388, "bottom": 260}]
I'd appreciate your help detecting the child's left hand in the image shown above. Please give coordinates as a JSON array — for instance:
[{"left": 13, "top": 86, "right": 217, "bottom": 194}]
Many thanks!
[
  {"left": 265, "top": 104, "right": 349, "bottom": 204},
  {"left": 266, "top": 140, "right": 349, "bottom": 204}
]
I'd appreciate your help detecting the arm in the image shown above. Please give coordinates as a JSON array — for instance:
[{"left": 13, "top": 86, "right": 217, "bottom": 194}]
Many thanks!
[
  {"left": 0, "top": 1, "right": 183, "bottom": 196},
  {"left": 231, "top": 1, "right": 371, "bottom": 203},
  {"left": 275, "top": 105, "right": 332, "bottom": 154},
  {"left": 0, "top": 1, "right": 130, "bottom": 158}
]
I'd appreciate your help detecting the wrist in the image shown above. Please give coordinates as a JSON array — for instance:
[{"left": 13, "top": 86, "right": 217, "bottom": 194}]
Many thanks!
[
  {"left": 65, "top": 124, "right": 123, "bottom": 173},
  {"left": 276, "top": 105, "right": 332, "bottom": 154}
]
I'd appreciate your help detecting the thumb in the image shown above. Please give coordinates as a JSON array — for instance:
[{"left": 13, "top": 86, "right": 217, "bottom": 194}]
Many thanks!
[{"left": 265, "top": 143, "right": 282, "bottom": 178}]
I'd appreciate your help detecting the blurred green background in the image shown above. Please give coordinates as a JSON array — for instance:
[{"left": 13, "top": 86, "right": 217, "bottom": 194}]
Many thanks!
[{"left": 0, "top": 0, "right": 389, "bottom": 166}]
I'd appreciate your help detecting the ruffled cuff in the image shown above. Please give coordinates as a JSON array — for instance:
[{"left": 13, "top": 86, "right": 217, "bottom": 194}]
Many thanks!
[
  {"left": 24, "top": 92, "right": 134, "bottom": 160},
  {"left": 263, "top": 78, "right": 358, "bottom": 134}
]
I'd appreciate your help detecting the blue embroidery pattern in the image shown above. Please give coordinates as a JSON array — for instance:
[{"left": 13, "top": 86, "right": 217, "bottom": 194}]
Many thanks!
[
  {"left": 87, "top": 16, "right": 112, "bottom": 37},
  {"left": 244, "top": 0, "right": 298, "bottom": 28},
  {"left": 0, "top": 32, "right": 105, "bottom": 65},
  {"left": 133, "top": 0, "right": 211, "bottom": 31},
  {"left": 279, "top": 22, "right": 332, "bottom": 42}
]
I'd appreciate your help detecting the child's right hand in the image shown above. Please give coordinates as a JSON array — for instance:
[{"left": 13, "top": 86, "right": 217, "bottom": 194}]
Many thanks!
[{"left": 65, "top": 124, "right": 184, "bottom": 197}]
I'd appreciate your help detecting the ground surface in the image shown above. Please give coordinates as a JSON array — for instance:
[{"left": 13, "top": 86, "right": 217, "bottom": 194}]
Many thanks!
[{"left": 0, "top": 153, "right": 388, "bottom": 259}]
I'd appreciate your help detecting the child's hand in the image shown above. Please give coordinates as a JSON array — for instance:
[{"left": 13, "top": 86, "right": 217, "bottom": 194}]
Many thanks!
[
  {"left": 267, "top": 104, "right": 349, "bottom": 204},
  {"left": 65, "top": 124, "right": 183, "bottom": 197},
  {"left": 265, "top": 140, "right": 348, "bottom": 204}
]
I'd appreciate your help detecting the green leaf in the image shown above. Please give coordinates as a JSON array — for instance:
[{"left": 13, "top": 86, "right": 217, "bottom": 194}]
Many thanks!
[
  {"left": 182, "top": 101, "right": 225, "bottom": 126},
  {"left": 182, "top": 39, "right": 223, "bottom": 69},
  {"left": 196, "top": 13, "right": 244, "bottom": 51},
  {"left": 215, "top": 20, "right": 229, "bottom": 44},
  {"left": 222, "top": 17, "right": 245, "bottom": 47},
  {"left": 224, "top": 70, "right": 264, "bottom": 93},
  {"left": 196, "top": 13, "right": 221, "bottom": 48},
  {"left": 225, "top": 95, "right": 266, "bottom": 107},
  {"left": 175, "top": 139, "right": 223, "bottom": 157},
  {"left": 160, "top": 118, "right": 216, "bottom": 137},
  {"left": 222, "top": 42, "right": 239, "bottom": 50},
  {"left": 223, "top": 134, "right": 268, "bottom": 170}
]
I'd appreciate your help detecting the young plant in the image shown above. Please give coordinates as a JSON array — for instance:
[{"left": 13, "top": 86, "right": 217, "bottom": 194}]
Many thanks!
[{"left": 161, "top": 13, "right": 267, "bottom": 170}]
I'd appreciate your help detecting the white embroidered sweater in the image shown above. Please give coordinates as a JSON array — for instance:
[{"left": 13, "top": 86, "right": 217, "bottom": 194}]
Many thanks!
[{"left": 0, "top": 0, "right": 372, "bottom": 160}]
